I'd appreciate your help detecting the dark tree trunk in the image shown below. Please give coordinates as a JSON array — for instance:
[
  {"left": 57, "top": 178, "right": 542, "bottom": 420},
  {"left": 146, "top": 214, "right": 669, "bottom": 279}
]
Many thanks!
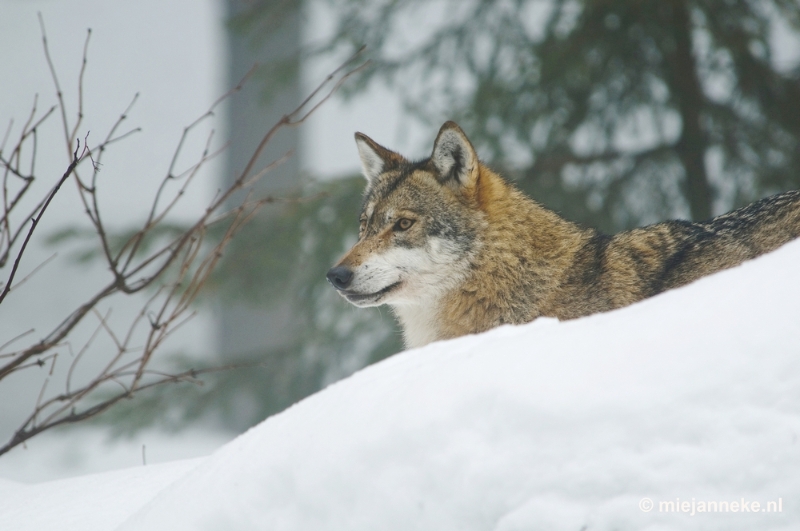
[
  {"left": 666, "top": 1, "right": 713, "bottom": 221},
  {"left": 217, "top": 0, "right": 303, "bottom": 430}
]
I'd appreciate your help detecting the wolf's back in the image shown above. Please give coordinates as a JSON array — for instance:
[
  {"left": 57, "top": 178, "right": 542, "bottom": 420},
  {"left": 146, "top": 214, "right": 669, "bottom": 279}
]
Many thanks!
[
  {"left": 673, "top": 189, "right": 800, "bottom": 284},
  {"left": 555, "top": 189, "right": 800, "bottom": 319},
  {"left": 704, "top": 189, "right": 800, "bottom": 248}
]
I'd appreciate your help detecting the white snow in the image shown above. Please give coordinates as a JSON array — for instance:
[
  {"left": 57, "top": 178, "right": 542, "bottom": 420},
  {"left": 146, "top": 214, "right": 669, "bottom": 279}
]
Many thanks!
[
  {"left": 0, "top": 458, "right": 202, "bottom": 531},
  {"left": 2, "top": 239, "right": 800, "bottom": 530}
]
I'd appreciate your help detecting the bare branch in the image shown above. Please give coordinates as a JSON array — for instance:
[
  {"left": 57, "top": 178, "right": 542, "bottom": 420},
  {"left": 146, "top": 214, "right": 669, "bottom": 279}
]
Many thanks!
[
  {"left": 0, "top": 140, "right": 87, "bottom": 306},
  {"left": 0, "top": 24, "right": 366, "bottom": 457}
]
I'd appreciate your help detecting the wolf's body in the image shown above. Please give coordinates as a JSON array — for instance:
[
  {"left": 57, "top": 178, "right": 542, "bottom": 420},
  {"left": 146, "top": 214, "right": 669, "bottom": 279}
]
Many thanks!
[{"left": 327, "top": 121, "right": 800, "bottom": 348}]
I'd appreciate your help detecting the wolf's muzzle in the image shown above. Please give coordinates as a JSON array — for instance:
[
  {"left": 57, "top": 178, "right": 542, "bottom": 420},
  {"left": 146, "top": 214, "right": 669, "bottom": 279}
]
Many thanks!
[{"left": 326, "top": 266, "right": 354, "bottom": 290}]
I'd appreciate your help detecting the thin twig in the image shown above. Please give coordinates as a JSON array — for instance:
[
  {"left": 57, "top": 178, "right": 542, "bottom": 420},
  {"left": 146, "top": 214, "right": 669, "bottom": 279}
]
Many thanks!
[
  {"left": 38, "top": 13, "right": 71, "bottom": 157},
  {"left": 0, "top": 329, "right": 34, "bottom": 356},
  {"left": 65, "top": 308, "right": 108, "bottom": 395},
  {"left": 68, "top": 28, "right": 92, "bottom": 149},
  {"left": 0, "top": 119, "right": 13, "bottom": 156},
  {"left": 0, "top": 141, "right": 86, "bottom": 306},
  {"left": 7, "top": 252, "right": 57, "bottom": 293}
]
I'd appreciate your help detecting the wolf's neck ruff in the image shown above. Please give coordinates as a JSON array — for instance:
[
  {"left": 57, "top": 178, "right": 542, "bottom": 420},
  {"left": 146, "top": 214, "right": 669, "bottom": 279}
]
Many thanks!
[{"left": 327, "top": 121, "right": 800, "bottom": 349}]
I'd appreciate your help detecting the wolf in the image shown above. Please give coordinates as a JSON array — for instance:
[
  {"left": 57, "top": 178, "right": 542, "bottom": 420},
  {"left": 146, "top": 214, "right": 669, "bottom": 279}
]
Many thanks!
[{"left": 327, "top": 121, "right": 800, "bottom": 348}]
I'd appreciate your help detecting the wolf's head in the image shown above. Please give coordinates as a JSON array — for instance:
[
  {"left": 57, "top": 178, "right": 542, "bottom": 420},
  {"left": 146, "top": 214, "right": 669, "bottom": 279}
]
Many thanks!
[{"left": 327, "top": 121, "right": 484, "bottom": 309}]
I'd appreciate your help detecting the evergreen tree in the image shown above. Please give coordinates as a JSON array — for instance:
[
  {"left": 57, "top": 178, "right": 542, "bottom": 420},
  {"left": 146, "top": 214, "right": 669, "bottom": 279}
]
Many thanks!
[{"left": 291, "top": 0, "right": 800, "bottom": 231}]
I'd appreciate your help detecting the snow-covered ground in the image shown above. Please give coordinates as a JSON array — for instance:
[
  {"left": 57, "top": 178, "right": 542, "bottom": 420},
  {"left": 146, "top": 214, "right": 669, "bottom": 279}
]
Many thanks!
[
  {"left": 0, "top": 458, "right": 202, "bottom": 531},
  {"left": 2, "top": 239, "right": 799, "bottom": 530}
]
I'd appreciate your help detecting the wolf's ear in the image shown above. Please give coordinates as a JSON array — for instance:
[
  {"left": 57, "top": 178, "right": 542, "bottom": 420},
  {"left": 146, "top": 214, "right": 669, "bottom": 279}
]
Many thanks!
[
  {"left": 355, "top": 132, "right": 404, "bottom": 185},
  {"left": 431, "top": 121, "right": 478, "bottom": 189}
]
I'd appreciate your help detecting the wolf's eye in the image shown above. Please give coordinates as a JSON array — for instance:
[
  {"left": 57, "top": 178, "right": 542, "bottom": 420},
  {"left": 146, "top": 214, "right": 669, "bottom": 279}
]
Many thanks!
[
  {"left": 394, "top": 218, "right": 415, "bottom": 231},
  {"left": 359, "top": 219, "right": 366, "bottom": 233}
]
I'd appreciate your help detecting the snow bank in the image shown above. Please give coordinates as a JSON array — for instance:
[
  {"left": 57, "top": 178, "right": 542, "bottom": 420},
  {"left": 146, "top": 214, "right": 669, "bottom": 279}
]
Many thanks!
[
  {"left": 118, "top": 239, "right": 800, "bottom": 530},
  {"left": 0, "top": 458, "right": 202, "bottom": 531},
  {"left": 3, "top": 240, "right": 800, "bottom": 531}
]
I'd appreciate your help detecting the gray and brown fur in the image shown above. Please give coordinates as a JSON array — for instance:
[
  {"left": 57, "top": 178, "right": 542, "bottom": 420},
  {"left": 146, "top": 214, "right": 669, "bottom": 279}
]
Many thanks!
[{"left": 327, "top": 121, "right": 800, "bottom": 348}]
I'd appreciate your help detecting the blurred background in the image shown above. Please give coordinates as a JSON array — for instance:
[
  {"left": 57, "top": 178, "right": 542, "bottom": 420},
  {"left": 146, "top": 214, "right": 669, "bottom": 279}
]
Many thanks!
[{"left": 0, "top": 0, "right": 798, "bottom": 482}]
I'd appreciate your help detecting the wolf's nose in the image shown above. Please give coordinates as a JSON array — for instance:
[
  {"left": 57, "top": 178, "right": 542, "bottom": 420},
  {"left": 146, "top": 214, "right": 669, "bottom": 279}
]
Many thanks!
[{"left": 326, "top": 266, "right": 354, "bottom": 290}]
